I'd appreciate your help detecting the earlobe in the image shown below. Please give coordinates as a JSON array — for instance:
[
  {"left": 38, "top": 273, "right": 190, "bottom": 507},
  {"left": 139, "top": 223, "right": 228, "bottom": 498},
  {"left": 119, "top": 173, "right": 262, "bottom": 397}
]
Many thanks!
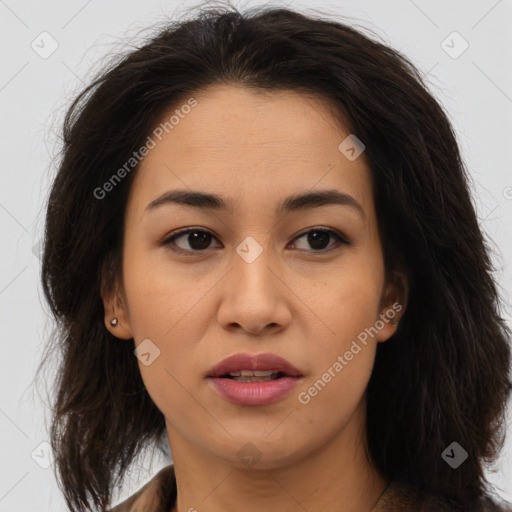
[
  {"left": 376, "top": 304, "right": 405, "bottom": 343},
  {"left": 103, "top": 302, "right": 134, "bottom": 340},
  {"left": 101, "top": 278, "right": 134, "bottom": 340},
  {"left": 376, "top": 269, "right": 409, "bottom": 343}
]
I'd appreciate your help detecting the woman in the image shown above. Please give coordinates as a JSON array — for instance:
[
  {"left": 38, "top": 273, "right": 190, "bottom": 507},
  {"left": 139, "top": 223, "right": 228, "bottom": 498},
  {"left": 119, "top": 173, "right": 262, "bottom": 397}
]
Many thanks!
[{"left": 40, "top": 4, "right": 512, "bottom": 511}]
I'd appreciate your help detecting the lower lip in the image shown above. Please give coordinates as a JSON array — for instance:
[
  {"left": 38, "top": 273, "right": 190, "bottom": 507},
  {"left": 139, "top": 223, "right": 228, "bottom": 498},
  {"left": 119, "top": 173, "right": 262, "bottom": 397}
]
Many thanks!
[{"left": 208, "top": 376, "right": 302, "bottom": 405}]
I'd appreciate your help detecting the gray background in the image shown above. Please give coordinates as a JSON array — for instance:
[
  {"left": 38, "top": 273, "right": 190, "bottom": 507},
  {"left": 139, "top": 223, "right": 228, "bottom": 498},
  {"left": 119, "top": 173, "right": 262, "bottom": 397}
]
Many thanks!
[{"left": 1, "top": 0, "right": 511, "bottom": 510}]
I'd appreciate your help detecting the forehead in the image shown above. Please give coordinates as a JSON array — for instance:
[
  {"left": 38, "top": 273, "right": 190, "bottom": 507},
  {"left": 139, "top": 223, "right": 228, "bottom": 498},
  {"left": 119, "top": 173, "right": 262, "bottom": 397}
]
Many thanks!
[{"left": 128, "top": 84, "right": 374, "bottom": 220}]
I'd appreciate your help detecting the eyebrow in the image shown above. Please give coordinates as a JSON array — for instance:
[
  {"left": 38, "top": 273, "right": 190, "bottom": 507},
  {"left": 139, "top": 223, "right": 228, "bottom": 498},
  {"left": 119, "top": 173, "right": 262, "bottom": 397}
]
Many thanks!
[{"left": 145, "top": 188, "right": 365, "bottom": 219}]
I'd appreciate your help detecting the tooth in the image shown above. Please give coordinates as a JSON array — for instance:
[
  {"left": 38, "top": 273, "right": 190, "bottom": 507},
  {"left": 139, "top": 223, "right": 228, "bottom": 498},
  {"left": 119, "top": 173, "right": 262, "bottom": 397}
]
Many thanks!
[
  {"left": 238, "top": 370, "right": 275, "bottom": 377},
  {"left": 228, "top": 371, "right": 242, "bottom": 377},
  {"left": 232, "top": 375, "right": 276, "bottom": 382}
]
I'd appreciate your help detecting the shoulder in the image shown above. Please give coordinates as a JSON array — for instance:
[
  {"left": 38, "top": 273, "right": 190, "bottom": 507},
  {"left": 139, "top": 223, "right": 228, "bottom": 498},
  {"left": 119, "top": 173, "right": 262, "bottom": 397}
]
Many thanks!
[
  {"left": 108, "top": 464, "right": 177, "bottom": 512},
  {"left": 371, "top": 480, "right": 512, "bottom": 512}
]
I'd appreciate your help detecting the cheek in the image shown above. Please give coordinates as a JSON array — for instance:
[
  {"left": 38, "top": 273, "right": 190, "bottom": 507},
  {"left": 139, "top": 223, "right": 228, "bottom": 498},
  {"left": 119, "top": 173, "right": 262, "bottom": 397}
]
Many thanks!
[
  {"left": 122, "top": 247, "right": 207, "bottom": 341},
  {"left": 292, "top": 306, "right": 378, "bottom": 448},
  {"left": 294, "top": 266, "right": 383, "bottom": 412},
  {"left": 298, "top": 303, "right": 379, "bottom": 412},
  {"left": 308, "top": 262, "right": 384, "bottom": 348},
  {"left": 121, "top": 249, "right": 214, "bottom": 404}
]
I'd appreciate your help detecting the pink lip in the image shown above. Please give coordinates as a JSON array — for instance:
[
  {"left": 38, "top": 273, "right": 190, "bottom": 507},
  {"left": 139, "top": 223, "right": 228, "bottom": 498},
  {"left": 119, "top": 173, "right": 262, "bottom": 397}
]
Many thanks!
[
  {"left": 207, "top": 352, "right": 303, "bottom": 378},
  {"left": 206, "top": 352, "right": 304, "bottom": 406}
]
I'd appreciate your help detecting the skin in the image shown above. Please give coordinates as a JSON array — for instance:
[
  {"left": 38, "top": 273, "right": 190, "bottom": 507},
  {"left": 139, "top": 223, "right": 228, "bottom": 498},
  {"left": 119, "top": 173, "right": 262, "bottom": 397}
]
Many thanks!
[{"left": 103, "top": 84, "right": 408, "bottom": 512}]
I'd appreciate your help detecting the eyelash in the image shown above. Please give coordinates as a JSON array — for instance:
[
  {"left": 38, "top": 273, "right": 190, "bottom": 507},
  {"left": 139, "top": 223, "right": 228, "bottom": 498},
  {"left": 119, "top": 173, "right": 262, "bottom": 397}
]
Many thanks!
[{"left": 161, "top": 227, "right": 351, "bottom": 256}]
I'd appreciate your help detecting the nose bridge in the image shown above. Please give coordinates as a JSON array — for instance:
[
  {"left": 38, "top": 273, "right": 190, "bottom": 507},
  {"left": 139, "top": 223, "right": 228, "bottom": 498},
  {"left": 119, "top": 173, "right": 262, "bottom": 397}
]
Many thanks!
[
  {"left": 231, "top": 234, "right": 277, "bottom": 299},
  {"left": 216, "top": 233, "right": 290, "bottom": 334}
]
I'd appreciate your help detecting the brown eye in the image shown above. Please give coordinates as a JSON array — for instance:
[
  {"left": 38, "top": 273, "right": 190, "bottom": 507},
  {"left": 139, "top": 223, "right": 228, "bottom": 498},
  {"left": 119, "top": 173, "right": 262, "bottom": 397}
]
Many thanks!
[
  {"left": 162, "top": 227, "right": 350, "bottom": 255},
  {"left": 164, "top": 229, "right": 221, "bottom": 253},
  {"left": 292, "top": 228, "right": 350, "bottom": 252}
]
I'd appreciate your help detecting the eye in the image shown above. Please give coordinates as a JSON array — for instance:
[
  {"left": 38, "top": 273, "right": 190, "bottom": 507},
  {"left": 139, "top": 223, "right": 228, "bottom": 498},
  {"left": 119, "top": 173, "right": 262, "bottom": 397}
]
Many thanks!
[
  {"left": 161, "top": 227, "right": 350, "bottom": 254},
  {"left": 290, "top": 228, "right": 350, "bottom": 252},
  {"left": 162, "top": 228, "right": 221, "bottom": 254}
]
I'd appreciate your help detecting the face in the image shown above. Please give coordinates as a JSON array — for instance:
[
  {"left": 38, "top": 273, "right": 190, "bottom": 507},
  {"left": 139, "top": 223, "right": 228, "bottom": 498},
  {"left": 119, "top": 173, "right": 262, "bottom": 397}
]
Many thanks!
[{"left": 104, "top": 84, "right": 406, "bottom": 469}]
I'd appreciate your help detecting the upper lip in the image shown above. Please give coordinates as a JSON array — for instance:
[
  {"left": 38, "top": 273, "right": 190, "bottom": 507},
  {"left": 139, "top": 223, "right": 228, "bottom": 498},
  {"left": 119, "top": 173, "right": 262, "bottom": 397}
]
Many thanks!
[{"left": 207, "top": 352, "right": 303, "bottom": 378}]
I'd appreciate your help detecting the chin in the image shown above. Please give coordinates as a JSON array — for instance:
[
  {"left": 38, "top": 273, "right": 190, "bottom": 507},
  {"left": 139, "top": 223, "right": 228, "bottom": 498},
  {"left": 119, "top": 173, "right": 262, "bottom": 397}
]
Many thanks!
[{"left": 203, "top": 429, "right": 317, "bottom": 470}]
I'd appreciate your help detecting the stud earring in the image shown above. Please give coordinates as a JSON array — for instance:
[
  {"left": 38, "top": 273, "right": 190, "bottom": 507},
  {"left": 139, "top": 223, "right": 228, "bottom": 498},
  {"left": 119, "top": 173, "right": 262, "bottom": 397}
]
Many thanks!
[{"left": 110, "top": 318, "right": 118, "bottom": 327}]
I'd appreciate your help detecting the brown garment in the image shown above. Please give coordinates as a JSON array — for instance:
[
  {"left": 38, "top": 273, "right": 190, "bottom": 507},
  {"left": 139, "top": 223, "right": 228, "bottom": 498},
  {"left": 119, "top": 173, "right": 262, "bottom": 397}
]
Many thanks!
[{"left": 107, "top": 464, "right": 511, "bottom": 512}]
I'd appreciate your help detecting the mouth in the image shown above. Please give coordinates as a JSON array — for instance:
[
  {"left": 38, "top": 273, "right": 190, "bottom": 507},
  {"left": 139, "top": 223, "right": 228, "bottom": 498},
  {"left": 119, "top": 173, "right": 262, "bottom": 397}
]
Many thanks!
[
  {"left": 207, "top": 352, "right": 303, "bottom": 379},
  {"left": 206, "top": 353, "right": 304, "bottom": 405},
  {"left": 219, "top": 370, "right": 289, "bottom": 382}
]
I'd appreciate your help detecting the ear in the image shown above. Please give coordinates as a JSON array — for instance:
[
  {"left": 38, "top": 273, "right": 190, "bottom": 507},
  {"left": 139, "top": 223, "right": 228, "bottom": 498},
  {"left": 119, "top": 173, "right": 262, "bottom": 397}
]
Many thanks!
[
  {"left": 376, "top": 269, "right": 409, "bottom": 343},
  {"left": 100, "top": 259, "right": 133, "bottom": 340}
]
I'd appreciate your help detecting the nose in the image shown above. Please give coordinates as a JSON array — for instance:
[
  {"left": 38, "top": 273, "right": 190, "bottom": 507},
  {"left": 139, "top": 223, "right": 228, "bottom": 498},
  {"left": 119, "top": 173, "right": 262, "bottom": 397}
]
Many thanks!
[{"left": 216, "top": 241, "right": 292, "bottom": 336}]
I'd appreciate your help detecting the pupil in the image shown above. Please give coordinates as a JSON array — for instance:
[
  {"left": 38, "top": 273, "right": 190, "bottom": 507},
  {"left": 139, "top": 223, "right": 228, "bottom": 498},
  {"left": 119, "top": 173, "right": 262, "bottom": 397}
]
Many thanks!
[
  {"left": 308, "top": 230, "right": 329, "bottom": 250},
  {"left": 189, "top": 231, "right": 211, "bottom": 250}
]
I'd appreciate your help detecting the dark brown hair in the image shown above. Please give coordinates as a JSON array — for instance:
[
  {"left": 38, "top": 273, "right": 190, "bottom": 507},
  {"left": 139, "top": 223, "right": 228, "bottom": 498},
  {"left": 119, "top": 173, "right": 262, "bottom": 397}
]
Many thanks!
[{"left": 40, "top": 3, "right": 512, "bottom": 511}]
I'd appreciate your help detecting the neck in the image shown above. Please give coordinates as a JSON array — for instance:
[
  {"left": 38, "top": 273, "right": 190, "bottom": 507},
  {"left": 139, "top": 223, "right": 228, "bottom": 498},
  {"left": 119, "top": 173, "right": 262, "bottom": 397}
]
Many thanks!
[{"left": 167, "top": 402, "right": 388, "bottom": 512}]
